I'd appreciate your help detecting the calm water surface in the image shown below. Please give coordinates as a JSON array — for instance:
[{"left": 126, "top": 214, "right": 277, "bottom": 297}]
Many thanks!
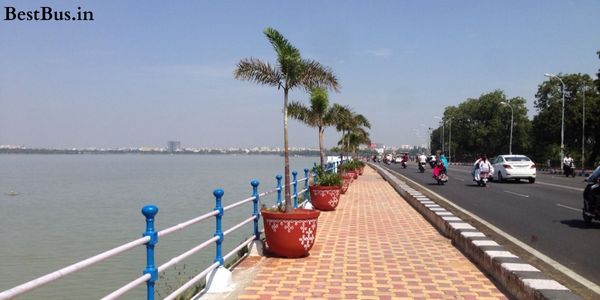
[{"left": 0, "top": 154, "right": 317, "bottom": 299}]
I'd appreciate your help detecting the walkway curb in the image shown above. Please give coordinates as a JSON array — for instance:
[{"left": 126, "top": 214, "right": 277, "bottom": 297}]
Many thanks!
[{"left": 370, "top": 163, "right": 582, "bottom": 300}]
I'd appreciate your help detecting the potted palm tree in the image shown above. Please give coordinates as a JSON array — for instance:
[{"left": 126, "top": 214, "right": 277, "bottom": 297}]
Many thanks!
[
  {"left": 235, "top": 27, "right": 339, "bottom": 258},
  {"left": 309, "top": 165, "right": 342, "bottom": 211}
]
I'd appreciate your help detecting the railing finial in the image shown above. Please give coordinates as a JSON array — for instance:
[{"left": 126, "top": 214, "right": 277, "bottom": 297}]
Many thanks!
[{"left": 142, "top": 205, "right": 159, "bottom": 300}]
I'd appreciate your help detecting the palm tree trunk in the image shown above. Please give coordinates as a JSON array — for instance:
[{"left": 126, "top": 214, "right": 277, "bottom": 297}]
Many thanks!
[
  {"left": 283, "top": 88, "right": 292, "bottom": 212},
  {"left": 319, "top": 126, "right": 325, "bottom": 168}
]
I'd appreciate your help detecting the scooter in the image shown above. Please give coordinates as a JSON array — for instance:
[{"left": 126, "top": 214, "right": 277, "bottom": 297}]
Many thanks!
[
  {"left": 583, "top": 174, "right": 600, "bottom": 224},
  {"left": 401, "top": 161, "right": 407, "bottom": 169},
  {"left": 433, "top": 165, "right": 448, "bottom": 185},
  {"left": 564, "top": 163, "right": 576, "bottom": 177},
  {"left": 418, "top": 162, "right": 426, "bottom": 173},
  {"left": 476, "top": 171, "right": 490, "bottom": 187}
]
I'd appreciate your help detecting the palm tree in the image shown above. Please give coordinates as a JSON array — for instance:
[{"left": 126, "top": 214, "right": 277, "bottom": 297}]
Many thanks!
[
  {"left": 234, "top": 28, "right": 340, "bottom": 212},
  {"left": 288, "top": 88, "right": 343, "bottom": 168},
  {"left": 335, "top": 108, "right": 371, "bottom": 158},
  {"left": 339, "top": 127, "right": 371, "bottom": 154}
]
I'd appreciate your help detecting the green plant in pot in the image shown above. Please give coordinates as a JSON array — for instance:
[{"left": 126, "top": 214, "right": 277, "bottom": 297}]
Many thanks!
[
  {"left": 235, "top": 27, "right": 339, "bottom": 258},
  {"left": 309, "top": 165, "right": 342, "bottom": 211}
]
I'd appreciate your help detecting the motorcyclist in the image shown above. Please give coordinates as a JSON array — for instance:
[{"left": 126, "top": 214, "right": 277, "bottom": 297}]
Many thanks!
[
  {"left": 418, "top": 153, "right": 427, "bottom": 164},
  {"left": 563, "top": 153, "right": 575, "bottom": 176},
  {"left": 473, "top": 154, "right": 494, "bottom": 183},
  {"left": 586, "top": 165, "right": 600, "bottom": 183},
  {"left": 439, "top": 151, "right": 449, "bottom": 171}
]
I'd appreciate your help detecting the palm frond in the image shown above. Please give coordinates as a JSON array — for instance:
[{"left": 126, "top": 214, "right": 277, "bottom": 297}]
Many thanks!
[
  {"left": 287, "top": 101, "right": 317, "bottom": 127},
  {"left": 234, "top": 58, "right": 282, "bottom": 87},
  {"left": 300, "top": 59, "right": 340, "bottom": 92}
]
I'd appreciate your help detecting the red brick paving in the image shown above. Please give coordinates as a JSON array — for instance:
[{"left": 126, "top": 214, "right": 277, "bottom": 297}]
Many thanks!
[{"left": 236, "top": 166, "right": 508, "bottom": 299}]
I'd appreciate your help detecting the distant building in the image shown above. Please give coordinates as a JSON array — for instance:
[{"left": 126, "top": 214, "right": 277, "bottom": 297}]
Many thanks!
[{"left": 167, "top": 141, "right": 181, "bottom": 152}]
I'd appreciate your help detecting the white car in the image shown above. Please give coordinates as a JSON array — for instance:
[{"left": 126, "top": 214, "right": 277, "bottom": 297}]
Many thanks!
[{"left": 490, "top": 155, "right": 536, "bottom": 183}]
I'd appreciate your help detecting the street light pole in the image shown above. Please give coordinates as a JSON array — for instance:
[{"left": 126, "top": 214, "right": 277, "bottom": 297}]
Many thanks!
[
  {"left": 448, "top": 118, "right": 452, "bottom": 163},
  {"left": 434, "top": 116, "right": 444, "bottom": 153},
  {"left": 582, "top": 86, "right": 586, "bottom": 172},
  {"left": 500, "top": 101, "right": 514, "bottom": 155},
  {"left": 545, "top": 73, "right": 566, "bottom": 164}
]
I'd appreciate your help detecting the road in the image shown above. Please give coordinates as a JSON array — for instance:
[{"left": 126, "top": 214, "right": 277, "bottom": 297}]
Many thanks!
[{"left": 380, "top": 161, "right": 600, "bottom": 289}]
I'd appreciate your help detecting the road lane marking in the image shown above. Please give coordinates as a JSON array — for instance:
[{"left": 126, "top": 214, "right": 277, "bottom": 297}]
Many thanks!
[
  {"left": 504, "top": 190, "right": 529, "bottom": 198},
  {"left": 536, "top": 181, "right": 585, "bottom": 192},
  {"left": 556, "top": 204, "right": 582, "bottom": 213},
  {"left": 379, "top": 164, "right": 600, "bottom": 295}
]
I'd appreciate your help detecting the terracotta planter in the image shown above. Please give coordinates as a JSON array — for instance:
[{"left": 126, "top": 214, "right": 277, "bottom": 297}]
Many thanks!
[
  {"left": 348, "top": 170, "right": 358, "bottom": 179},
  {"left": 261, "top": 208, "right": 320, "bottom": 258},
  {"left": 341, "top": 174, "right": 353, "bottom": 194},
  {"left": 309, "top": 185, "right": 342, "bottom": 211}
]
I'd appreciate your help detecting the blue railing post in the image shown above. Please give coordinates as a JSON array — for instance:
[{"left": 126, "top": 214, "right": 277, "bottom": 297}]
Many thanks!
[
  {"left": 304, "top": 168, "right": 310, "bottom": 202},
  {"left": 292, "top": 171, "right": 298, "bottom": 208},
  {"left": 276, "top": 174, "right": 282, "bottom": 207},
  {"left": 142, "top": 205, "right": 159, "bottom": 300},
  {"left": 312, "top": 168, "right": 317, "bottom": 183},
  {"left": 213, "top": 189, "right": 225, "bottom": 266},
  {"left": 251, "top": 180, "right": 260, "bottom": 240}
]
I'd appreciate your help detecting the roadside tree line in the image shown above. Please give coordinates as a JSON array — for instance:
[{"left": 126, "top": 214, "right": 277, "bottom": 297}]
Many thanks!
[{"left": 431, "top": 51, "right": 600, "bottom": 168}]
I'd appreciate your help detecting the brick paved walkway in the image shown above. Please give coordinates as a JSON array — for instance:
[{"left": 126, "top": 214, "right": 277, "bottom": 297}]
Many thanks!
[{"left": 235, "top": 166, "right": 509, "bottom": 299}]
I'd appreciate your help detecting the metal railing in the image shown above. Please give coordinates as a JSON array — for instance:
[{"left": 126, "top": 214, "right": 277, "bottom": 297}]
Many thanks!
[{"left": 0, "top": 160, "right": 342, "bottom": 300}]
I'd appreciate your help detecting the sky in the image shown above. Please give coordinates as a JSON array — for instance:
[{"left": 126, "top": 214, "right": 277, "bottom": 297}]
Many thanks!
[{"left": 1, "top": 0, "right": 599, "bottom": 149}]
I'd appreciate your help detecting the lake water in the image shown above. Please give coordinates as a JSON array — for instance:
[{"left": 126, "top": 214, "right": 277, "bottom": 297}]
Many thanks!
[{"left": 0, "top": 154, "right": 317, "bottom": 299}]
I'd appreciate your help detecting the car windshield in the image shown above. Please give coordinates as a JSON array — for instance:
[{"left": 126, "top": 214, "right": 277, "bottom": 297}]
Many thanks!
[{"left": 505, "top": 156, "right": 531, "bottom": 162}]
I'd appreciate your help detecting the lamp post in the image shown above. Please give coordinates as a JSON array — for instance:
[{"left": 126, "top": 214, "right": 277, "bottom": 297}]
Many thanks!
[
  {"left": 581, "top": 85, "right": 587, "bottom": 173},
  {"left": 544, "top": 73, "right": 566, "bottom": 164},
  {"left": 434, "top": 116, "right": 444, "bottom": 152},
  {"left": 500, "top": 101, "right": 514, "bottom": 155}
]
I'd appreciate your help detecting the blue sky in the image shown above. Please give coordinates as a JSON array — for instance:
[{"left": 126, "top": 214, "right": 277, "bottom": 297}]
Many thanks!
[{"left": 1, "top": 1, "right": 599, "bottom": 149}]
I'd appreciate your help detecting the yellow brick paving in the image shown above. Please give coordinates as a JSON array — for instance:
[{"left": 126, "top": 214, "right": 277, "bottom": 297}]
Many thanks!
[{"left": 238, "top": 166, "right": 508, "bottom": 299}]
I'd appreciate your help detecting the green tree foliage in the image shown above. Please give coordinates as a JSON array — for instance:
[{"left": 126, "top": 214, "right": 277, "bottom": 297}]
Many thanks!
[
  {"left": 533, "top": 73, "right": 600, "bottom": 167},
  {"left": 288, "top": 88, "right": 342, "bottom": 168},
  {"left": 431, "top": 90, "right": 531, "bottom": 162}
]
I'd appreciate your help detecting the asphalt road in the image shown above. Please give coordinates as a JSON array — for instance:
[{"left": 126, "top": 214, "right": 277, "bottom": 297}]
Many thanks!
[{"left": 381, "top": 161, "right": 600, "bottom": 288}]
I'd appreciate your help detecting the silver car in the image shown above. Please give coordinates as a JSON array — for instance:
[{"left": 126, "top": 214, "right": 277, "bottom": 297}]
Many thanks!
[{"left": 490, "top": 155, "right": 536, "bottom": 183}]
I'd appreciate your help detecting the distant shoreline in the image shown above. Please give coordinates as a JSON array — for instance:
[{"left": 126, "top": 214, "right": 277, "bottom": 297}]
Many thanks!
[{"left": 0, "top": 149, "right": 322, "bottom": 156}]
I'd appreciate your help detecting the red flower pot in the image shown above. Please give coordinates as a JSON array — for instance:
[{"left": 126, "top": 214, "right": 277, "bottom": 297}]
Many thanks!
[
  {"left": 261, "top": 208, "right": 320, "bottom": 258},
  {"left": 341, "top": 174, "right": 353, "bottom": 194},
  {"left": 309, "top": 185, "right": 342, "bottom": 211},
  {"left": 348, "top": 170, "right": 358, "bottom": 179}
]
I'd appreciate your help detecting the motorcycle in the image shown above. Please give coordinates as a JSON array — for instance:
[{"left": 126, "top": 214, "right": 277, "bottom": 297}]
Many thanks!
[
  {"left": 418, "top": 162, "right": 426, "bottom": 173},
  {"left": 433, "top": 164, "right": 448, "bottom": 185},
  {"left": 476, "top": 171, "right": 490, "bottom": 187},
  {"left": 564, "top": 163, "right": 576, "bottom": 177},
  {"left": 583, "top": 168, "right": 600, "bottom": 224},
  {"left": 427, "top": 158, "right": 437, "bottom": 169},
  {"left": 401, "top": 161, "right": 407, "bottom": 169}
]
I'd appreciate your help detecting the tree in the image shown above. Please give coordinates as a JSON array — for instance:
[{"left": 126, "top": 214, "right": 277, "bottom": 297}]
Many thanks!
[
  {"left": 288, "top": 88, "right": 341, "bottom": 168},
  {"left": 334, "top": 107, "right": 371, "bottom": 157},
  {"left": 235, "top": 28, "right": 340, "bottom": 212},
  {"left": 533, "top": 73, "right": 599, "bottom": 167},
  {"left": 431, "top": 90, "right": 531, "bottom": 162}
]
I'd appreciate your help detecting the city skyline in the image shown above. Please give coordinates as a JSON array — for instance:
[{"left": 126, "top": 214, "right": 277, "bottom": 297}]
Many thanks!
[{"left": 2, "top": 1, "right": 599, "bottom": 149}]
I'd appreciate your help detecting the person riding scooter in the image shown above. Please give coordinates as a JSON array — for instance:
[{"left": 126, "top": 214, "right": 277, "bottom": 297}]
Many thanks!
[
  {"left": 473, "top": 154, "right": 494, "bottom": 187},
  {"left": 432, "top": 152, "right": 449, "bottom": 185},
  {"left": 583, "top": 165, "right": 600, "bottom": 223},
  {"left": 417, "top": 153, "right": 427, "bottom": 173},
  {"left": 401, "top": 152, "right": 409, "bottom": 168},
  {"left": 563, "top": 153, "right": 575, "bottom": 177}
]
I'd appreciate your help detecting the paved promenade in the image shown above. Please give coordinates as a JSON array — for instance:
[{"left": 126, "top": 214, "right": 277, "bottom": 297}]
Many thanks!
[{"left": 228, "top": 166, "right": 508, "bottom": 299}]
